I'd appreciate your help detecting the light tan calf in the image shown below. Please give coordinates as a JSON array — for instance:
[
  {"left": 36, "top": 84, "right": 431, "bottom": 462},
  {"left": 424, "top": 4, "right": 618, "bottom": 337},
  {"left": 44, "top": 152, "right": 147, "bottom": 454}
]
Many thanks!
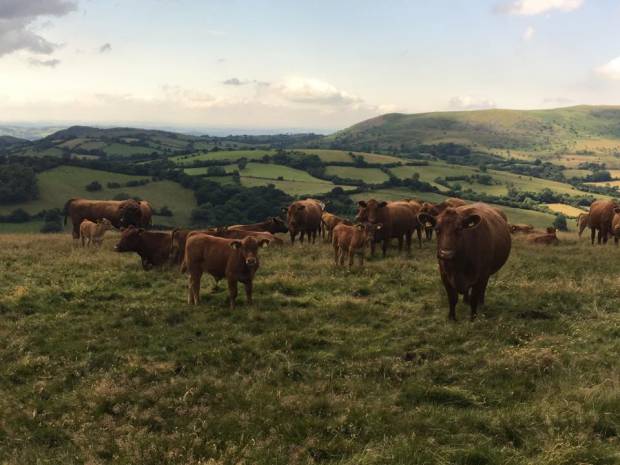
[
  {"left": 79, "top": 218, "right": 114, "bottom": 247},
  {"left": 332, "top": 223, "right": 380, "bottom": 267}
]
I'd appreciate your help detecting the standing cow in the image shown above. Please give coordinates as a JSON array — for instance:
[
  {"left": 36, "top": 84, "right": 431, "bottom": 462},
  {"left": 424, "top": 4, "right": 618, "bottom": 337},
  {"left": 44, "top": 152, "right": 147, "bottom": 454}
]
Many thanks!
[
  {"left": 418, "top": 202, "right": 511, "bottom": 321},
  {"left": 139, "top": 201, "right": 153, "bottom": 228},
  {"left": 321, "top": 212, "right": 352, "bottom": 242},
  {"left": 356, "top": 199, "right": 418, "bottom": 257},
  {"left": 588, "top": 200, "right": 618, "bottom": 245},
  {"left": 576, "top": 212, "right": 590, "bottom": 238},
  {"left": 283, "top": 199, "right": 323, "bottom": 244},
  {"left": 79, "top": 218, "right": 114, "bottom": 247},
  {"left": 611, "top": 208, "right": 620, "bottom": 244},
  {"left": 332, "top": 223, "right": 380, "bottom": 267},
  {"left": 64, "top": 198, "right": 142, "bottom": 239}
]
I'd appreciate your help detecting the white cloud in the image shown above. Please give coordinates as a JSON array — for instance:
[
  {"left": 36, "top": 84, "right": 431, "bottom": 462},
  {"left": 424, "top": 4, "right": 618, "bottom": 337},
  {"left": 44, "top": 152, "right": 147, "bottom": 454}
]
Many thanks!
[
  {"left": 523, "top": 26, "right": 535, "bottom": 41},
  {"left": 448, "top": 95, "right": 497, "bottom": 110},
  {"left": 496, "top": 0, "right": 584, "bottom": 16},
  {"left": 596, "top": 56, "right": 620, "bottom": 80},
  {"left": 272, "top": 77, "right": 362, "bottom": 107},
  {"left": 98, "top": 43, "right": 111, "bottom": 54},
  {"left": 28, "top": 57, "right": 60, "bottom": 67},
  {"left": 0, "top": 0, "right": 77, "bottom": 57}
]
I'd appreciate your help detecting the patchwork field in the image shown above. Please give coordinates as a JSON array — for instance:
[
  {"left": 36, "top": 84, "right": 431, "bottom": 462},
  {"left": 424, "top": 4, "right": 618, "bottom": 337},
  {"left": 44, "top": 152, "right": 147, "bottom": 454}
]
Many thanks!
[
  {"left": 1, "top": 233, "right": 619, "bottom": 465},
  {"left": 172, "top": 150, "right": 274, "bottom": 164},
  {"left": 296, "top": 149, "right": 403, "bottom": 165},
  {"left": 324, "top": 166, "right": 390, "bottom": 184},
  {"left": 544, "top": 203, "right": 586, "bottom": 217}
]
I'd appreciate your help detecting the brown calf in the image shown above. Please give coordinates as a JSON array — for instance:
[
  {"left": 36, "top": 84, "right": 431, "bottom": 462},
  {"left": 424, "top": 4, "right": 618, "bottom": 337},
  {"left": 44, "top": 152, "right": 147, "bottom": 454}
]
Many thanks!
[
  {"left": 527, "top": 228, "right": 560, "bottom": 245},
  {"left": 332, "top": 223, "right": 381, "bottom": 267},
  {"left": 114, "top": 226, "right": 172, "bottom": 269},
  {"left": 79, "top": 218, "right": 114, "bottom": 246}
]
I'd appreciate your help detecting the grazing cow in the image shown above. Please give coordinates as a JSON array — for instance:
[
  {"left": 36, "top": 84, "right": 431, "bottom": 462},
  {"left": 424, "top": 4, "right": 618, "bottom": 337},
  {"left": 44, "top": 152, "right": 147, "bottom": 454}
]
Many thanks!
[
  {"left": 283, "top": 199, "right": 323, "bottom": 244},
  {"left": 355, "top": 199, "right": 418, "bottom": 256},
  {"left": 139, "top": 201, "right": 153, "bottom": 228},
  {"left": 527, "top": 227, "right": 560, "bottom": 245},
  {"left": 576, "top": 213, "right": 590, "bottom": 238},
  {"left": 228, "top": 217, "right": 288, "bottom": 234},
  {"left": 611, "top": 208, "right": 620, "bottom": 244},
  {"left": 510, "top": 224, "right": 535, "bottom": 234},
  {"left": 321, "top": 212, "right": 353, "bottom": 241},
  {"left": 114, "top": 226, "right": 172, "bottom": 270},
  {"left": 64, "top": 198, "right": 142, "bottom": 239},
  {"left": 181, "top": 233, "right": 270, "bottom": 309},
  {"left": 332, "top": 223, "right": 381, "bottom": 267},
  {"left": 79, "top": 218, "right": 114, "bottom": 247},
  {"left": 588, "top": 200, "right": 618, "bottom": 245},
  {"left": 418, "top": 203, "right": 511, "bottom": 321}
]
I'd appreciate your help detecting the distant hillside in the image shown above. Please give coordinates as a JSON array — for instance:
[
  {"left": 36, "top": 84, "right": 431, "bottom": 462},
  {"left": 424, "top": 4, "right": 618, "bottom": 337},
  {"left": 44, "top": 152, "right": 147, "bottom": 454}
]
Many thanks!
[
  {"left": 325, "top": 105, "right": 620, "bottom": 158},
  {"left": 0, "top": 135, "right": 27, "bottom": 149}
]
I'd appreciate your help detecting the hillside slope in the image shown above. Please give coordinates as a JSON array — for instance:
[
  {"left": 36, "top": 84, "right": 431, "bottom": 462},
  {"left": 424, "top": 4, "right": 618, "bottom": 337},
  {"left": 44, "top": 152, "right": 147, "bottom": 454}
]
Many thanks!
[{"left": 326, "top": 105, "right": 620, "bottom": 157}]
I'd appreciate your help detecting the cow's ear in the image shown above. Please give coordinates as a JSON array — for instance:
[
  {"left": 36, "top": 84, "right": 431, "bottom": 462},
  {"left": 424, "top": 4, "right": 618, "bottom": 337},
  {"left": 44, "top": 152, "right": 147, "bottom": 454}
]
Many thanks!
[
  {"left": 378, "top": 201, "right": 388, "bottom": 208},
  {"left": 417, "top": 213, "right": 436, "bottom": 228},
  {"left": 230, "top": 240, "right": 242, "bottom": 249},
  {"left": 358, "top": 200, "right": 367, "bottom": 208},
  {"left": 259, "top": 239, "right": 270, "bottom": 248},
  {"left": 462, "top": 214, "right": 481, "bottom": 230}
]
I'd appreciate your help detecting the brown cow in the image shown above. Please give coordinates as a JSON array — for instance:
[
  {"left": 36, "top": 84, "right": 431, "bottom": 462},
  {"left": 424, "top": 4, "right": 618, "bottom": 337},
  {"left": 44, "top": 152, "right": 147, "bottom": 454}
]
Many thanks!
[
  {"left": 321, "top": 212, "right": 353, "bottom": 242},
  {"left": 79, "top": 218, "right": 114, "bottom": 247},
  {"left": 576, "top": 212, "right": 590, "bottom": 238},
  {"left": 527, "top": 228, "right": 559, "bottom": 245},
  {"left": 139, "top": 201, "right": 153, "bottom": 228},
  {"left": 418, "top": 203, "right": 511, "bottom": 321},
  {"left": 171, "top": 228, "right": 193, "bottom": 265},
  {"left": 355, "top": 199, "right": 418, "bottom": 256},
  {"left": 228, "top": 217, "right": 288, "bottom": 234},
  {"left": 588, "top": 199, "right": 618, "bottom": 244},
  {"left": 332, "top": 223, "right": 381, "bottom": 267},
  {"left": 210, "top": 227, "right": 283, "bottom": 245},
  {"left": 510, "top": 224, "right": 535, "bottom": 234},
  {"left": 419, "top": 198, "right": 467, "bottom": 240},
  {"left": 283, "top": 199, "right": 323, "bottom": 244},
  {"left": 611, "top": 208, "right": 620, "bottom": 245},
  {"left": 114, "top": 226, "right": 172, "bottom": 270},
  {"left": 181, "top": 233, "right": 270, "bottom": 309},
  {"left": 64, "top": 198, "right": 142, "bottom": 239}
]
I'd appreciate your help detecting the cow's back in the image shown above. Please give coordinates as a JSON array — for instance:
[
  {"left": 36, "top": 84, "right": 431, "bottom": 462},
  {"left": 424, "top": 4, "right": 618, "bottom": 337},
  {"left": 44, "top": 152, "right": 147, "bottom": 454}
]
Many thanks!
[
  {"left": 384, "top": 203, "right": 416, "bottom": 237},
  {"left": 589, "top": 200, "right": 616, "bottom": 230},
  {"left": 185, "top": 234, "right": 231, "bottom": 279}
]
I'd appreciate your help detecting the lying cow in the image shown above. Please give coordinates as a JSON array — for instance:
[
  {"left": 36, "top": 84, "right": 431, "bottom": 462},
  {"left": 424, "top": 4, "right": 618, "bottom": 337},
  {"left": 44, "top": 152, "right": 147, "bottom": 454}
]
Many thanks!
[
  {"left": 79, "top": 218, "right": 114, "bottom": 247},
  {"left": 527, "top": 227, "right": 559, "bottom": 245},
  {"left": 419, "top": 202, "right": 511, "bottom": 321},
  {"left": 228, "top": 217, "right": 288, "bottom": 234},
  {"left": 510, "top": 224, "right": 534, "bottom": 234},
  {"left": 64, "top": 198, "right": 142, "bottom": 239},
  {"left": 321, "top": 212, "right": 353, "bottom": 242},
  {"left": 114, "top": 226, "right": 172, "bottom": 270},
  {"left": 181, "top": 233, "right": 270, "bottom": 309},
  {"left": 332, "top": 223, "right": 381, "bottom": 267}
]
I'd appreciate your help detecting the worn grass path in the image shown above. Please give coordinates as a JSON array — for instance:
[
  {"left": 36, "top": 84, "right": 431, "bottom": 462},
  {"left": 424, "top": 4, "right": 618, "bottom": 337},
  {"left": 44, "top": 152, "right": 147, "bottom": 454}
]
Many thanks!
[{"left": 0, "top": 233, "right": 619, "bottom": 464}]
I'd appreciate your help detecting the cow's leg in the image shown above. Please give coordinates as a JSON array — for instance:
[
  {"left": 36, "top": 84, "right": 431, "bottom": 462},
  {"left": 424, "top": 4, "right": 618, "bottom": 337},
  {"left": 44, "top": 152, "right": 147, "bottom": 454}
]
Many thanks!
[
  {"left": 228, "top": 279, "right": 238, "bottom": 310},
  {"left": 597, "top": 228, "right": 602, "bottom": 244},
  {"left": 370, "top": 240, "right": 376, "bottom": 257},
  {"left": 602, "top": 228, "right": 609, "bottom": 244},
  {"left": 333, "top": 243, "right": 339, "bottom": 264},
  {"left": 290, "top": 231, "right": 295, "bottom": 245},
  {"left": 470, "top": 278, "right": 489, "bottom": 321},
  {"left": 244, "top": 280, "right": 253, "bottom": 306},
  {"left": 463, "top": 288, "right": 470, "bottom": 304},
  {"left": 416, "top": 226, "right": 423, "bottom": 248},
  {"left": 405, "top": 231, "right": 413, "bottom": 254},
  {"left": 81, "top": 235, "right": 85, "bottom": 247},
  {"left": 382, "top": 239, "right": 388, "bottom": 258},
  {"left": 299, "top": 231, "right": 305, "bottom": 244},
  {"left": 615, "top": 236, "right": 619, "bottom": 246},
  {"left": 397, "top": 235, "right": 404, "bottom": 252},
  {"left": 72, "top": 221, "right": 80, "bottom": 241},
  {"left": 339, "top": 248, "right": 345, "bottom": 266},
  {"left": 591, "top": 227, "right": 596, "bottom": 245},
  {"left": 189, "top": 269, "right": 202, "bottom": 305},
  {"left": 441, "top": 273, "right": 458, "bottom": 321},
  {"left": 348, "top": 248, "right": 355, "bottom": 268}
]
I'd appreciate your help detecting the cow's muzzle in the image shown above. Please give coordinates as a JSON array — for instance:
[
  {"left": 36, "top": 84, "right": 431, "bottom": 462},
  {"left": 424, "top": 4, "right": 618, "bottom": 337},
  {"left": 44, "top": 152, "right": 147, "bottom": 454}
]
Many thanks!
[
  {"left": 437, "top": 249, "right": 456, "bottom": 260},
  {"left": 245, "top": 258, "right": 257, "bottom": 266}
]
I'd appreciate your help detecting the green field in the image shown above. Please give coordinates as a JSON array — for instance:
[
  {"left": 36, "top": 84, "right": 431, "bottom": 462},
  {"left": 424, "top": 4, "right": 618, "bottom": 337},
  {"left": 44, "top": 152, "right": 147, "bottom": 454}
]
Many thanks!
[
  {"left": 324, "top": 166, "right": 389, "bottom": 183},
  {"left": 1, "top": 233, "right": 619, "bottom": 464},
  {"left": 297, "top": 149, "right": 403, "bottom": 164},
  {"left": 0, "top": 166, "right": 197, "bottom": 227},
  {"left": 172, "top": 150, "right": 274, "bottom": 165}
]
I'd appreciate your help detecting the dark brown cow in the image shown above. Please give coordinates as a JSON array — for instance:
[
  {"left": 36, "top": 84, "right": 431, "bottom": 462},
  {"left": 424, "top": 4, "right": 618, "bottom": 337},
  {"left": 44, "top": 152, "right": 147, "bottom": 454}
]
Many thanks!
[
  {"left": 419, "top": 203, "right": 511, "bottom": 321},
  {"left": 611, "top": 208, "right": 620, "bottom": 245},
  {"left": 332, "top": 223, "right": 381, "bottom": 267},
  {"left": 114, "top": 226, "right": 172, "bottom": 270},
  {"left": 396, "top": 200, "right": 424, "bottom": 248},
  {"left": 510, "top": 224, "right": 535, "bottom": 234},
  {"left": 419, "top": 198, "right": 467, "bottom": 240},
  {"left": 527, "top": 228, "right": 560, "bottom": 245},
  {"left": 355, "top": 199, "right": 418, "bottom": 256},
  {"left": 139, "top": 201, "right": 153, "bottom": 228},
  {"left": 228, "top": 217, "right": 288, "bottom": 234},
  {"left": 64, "top": 198, "right": 142, "bottom": 239},
  {"left": 588, "top": 200, "right": 618, "bottom": 244},
  {"left": 181, "top": 233, "right": 270, "bottom": 309},
  {"left": 283, "top": 199, "right": 323, "bottom": 244},
  {"left": 321, "top": 212, "right": 353, "bottom": 241},
  {"left": 576, "top": 212, "right": 590, "bottom": 238}
]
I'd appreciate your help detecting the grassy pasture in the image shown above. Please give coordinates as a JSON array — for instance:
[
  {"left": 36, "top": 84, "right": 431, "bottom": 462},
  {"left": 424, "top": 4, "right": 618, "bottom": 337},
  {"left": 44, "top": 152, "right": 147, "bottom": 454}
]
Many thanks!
[
  {"left": 171, "top": 150, "right": 274, "bottom": 164},
  {"left": 544, "top": 203, "right": 586, "bottom": 218},
  {"left": 1, "top": 233, "right": 619, "bottom": 464},
  {"left": 296, "top": 149, "right": 403, "bottom": 164},
  {"left": 324, "top": 166, "right": 390, "bottom": 184},
  {"left": 0, "top": 166, "right": 196, "bottom": 227}
]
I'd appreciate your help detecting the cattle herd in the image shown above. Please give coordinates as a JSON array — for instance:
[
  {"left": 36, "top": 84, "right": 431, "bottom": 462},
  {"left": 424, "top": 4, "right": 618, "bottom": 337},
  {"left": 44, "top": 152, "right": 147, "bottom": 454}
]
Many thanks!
[{"left": 61, "top": 195, "right": 620, "bottom": 320}]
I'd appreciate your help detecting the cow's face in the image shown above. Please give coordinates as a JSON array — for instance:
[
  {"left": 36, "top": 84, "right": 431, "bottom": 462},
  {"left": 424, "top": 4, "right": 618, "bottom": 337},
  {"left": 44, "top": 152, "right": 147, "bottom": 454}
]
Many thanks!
[
  {"left": 269, "top": 216, "right": 288, "bottom": 233},
  {"left": 119, "top": 201, "right": 142, "bottom": 227},
  {"left": 115, "top": 226, "right": 144, "bottom": 252},
  {"left": 230, "top": 236, "right": 269, "bottom": 269},
  {"left": 357, "top": 200, "right": 387, "bottom": 224},
  {"left": 420, "top": 209, "right": 481, "bottom": 261},
  {"left": 97, "top": 218, "right": 113, "bottom": 231}
]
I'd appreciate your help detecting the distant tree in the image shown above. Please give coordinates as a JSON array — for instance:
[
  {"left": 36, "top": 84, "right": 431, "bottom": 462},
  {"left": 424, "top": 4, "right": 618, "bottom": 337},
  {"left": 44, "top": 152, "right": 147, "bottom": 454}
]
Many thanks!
[
  {"left": 553, "top": 214, "right": 568, "bottom": 232},
  {"left": 158, "top": 206, "right": 173, "bottom": 217},
  {"left": 85, "top": 181, "right": 103, "bottom": 192},
  {"left": 0, "top": 164, "right": 38, "bottom": 204},
  {"left": 237, "top": 157, "right": 248, "bottom": 170},
  {"left": 7, "top": 208, "right": 30, "bottom": 223},
  {"left": 207, "top": 166, "right": 227, "bottom": 176},
  {"left": 41, "top": 209, "right": 63, "bottom": 233}
]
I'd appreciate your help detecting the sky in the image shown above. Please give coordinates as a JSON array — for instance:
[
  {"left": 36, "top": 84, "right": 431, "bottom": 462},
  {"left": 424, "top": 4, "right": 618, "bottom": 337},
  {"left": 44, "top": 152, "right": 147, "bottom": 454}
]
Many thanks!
[{"left": 2, "top": 0, "right": 620, "bottom": 133}]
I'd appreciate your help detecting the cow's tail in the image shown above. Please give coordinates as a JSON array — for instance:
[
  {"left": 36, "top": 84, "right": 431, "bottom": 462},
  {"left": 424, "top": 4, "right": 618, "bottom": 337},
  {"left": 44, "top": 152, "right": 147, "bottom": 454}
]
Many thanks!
[{"left": 63, "top": 198, "right": 76, "bottom": 225}]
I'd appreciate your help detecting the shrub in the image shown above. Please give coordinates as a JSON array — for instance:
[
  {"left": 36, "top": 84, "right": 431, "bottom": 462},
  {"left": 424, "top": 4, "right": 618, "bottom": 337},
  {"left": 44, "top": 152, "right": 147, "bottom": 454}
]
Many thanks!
[
  {"left": 553, "top": 214, "right": 568, "bottom": 231},
  {"left": 85, "top": 181, "right": 102, "bottom": 192}
]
